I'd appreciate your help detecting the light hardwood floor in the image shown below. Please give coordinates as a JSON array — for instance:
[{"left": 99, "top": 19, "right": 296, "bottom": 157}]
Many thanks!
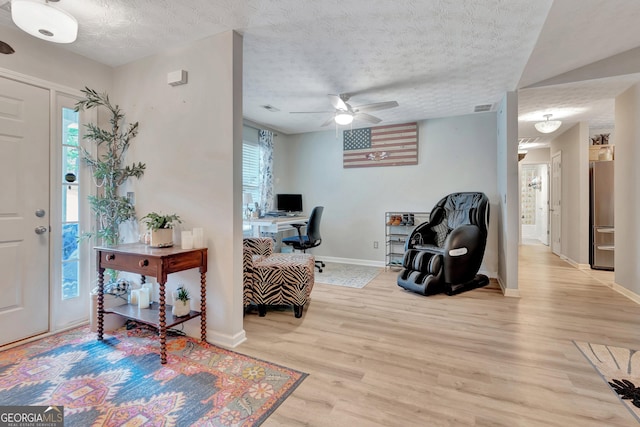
[{"left": 239, "top": 243, "right": 638, "bottom": 426}]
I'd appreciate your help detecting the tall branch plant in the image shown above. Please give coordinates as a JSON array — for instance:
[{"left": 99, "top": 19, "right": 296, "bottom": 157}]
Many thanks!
[{"left": 75, "top": 87, "right": 146, "bottom": 246}]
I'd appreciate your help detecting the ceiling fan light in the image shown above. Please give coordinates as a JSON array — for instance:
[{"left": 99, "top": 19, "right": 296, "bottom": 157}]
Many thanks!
[
  {"left": 12, "top": 0, "right": 78, "bottom": 44},
  {"left": 534, "top": 114, "right": 562, "bottom": 134},
  {"left": 335, "top": 112, "right": 353, "bottom": 125}
]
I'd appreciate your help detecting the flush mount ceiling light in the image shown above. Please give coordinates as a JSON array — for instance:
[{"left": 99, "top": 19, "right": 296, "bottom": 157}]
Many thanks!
[
  {"left": 334, "top": 111, "right": 354, "bottom": 125},
  {"left": 534, "top": 114, "right": 562, "bottom": 134},
  {"left": 12, "top": 0, "right": 78, "bottom": 44}
]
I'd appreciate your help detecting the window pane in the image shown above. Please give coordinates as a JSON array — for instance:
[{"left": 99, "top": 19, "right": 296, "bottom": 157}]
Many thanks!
[
  {"left": 61, "top": 107, "right": 80, "bottom": 301},
  {"left": 62, "top": 223, "right": 78, "bottom": 262},
  {"left": 63, "top": 108, "right": 79, "bottom": 146},
  {"left": 242, "top": 141, "right": 261, "bottom": 206},
  {"left": 62, "top": 184, "right": 79, "bottom": 222},
  {"left": 62, "top": 260, "right": 79, "bottom": 300},
  {"left": 63, "top": 146, "right": 79, "bottom": 181}
]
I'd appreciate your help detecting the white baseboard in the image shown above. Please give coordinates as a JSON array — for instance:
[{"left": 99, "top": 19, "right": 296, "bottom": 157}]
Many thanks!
[
  {"left": 559, "top": 255, "right": 590, "bottom": 270},
  {"left": 497, "top": 276, "right": 521, "bottom": 297},
  {"left": 609, "top": 282, "right": 640, "bottom": 305},
  {"left": 207, "top": 328, "right": 247, "bottom": 349},
  {"left": 318, "top": 256, "right": 385, "bottom": 268},
  {"left": 318, "top": 256, "right": 498, "bottom": 274}
]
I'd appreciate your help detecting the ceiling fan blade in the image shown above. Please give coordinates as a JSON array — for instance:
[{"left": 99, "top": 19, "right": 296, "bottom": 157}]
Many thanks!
[
  {"left": 355, "top": 112, "right": 382, "bottom": 124},
  {"left": 290, "top": 111, "right": 333, "bottom": 114},
  {"left": 320, "top": 116, "right": 335, "bottom": 127},
  {"left": 328, "top": 94, "right": 349, "bottom": 111},
  {"left": 354, "top": 101, "right": 399, "bottom": 113}
]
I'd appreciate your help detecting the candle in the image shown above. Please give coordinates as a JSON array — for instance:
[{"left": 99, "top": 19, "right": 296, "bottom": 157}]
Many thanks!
[
  {"left": 192, "top": 228, "right": 204, "bottom": 248},
  {"left": 138, "top": 288, "right": 150, "bottom": 309},
  {"left": 130, "top": 289, "right": 139, "bottom": 305},
  {"left": 142, "top": 283, "right": 154, "bottom": 303},
  {"left": 181, "top": 231, "right": 193, "bottom": 249}
]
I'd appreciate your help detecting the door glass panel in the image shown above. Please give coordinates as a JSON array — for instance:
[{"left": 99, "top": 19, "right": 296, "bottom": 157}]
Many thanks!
[
  {"left": 61, "top": 107, "right": 80, "bottom": 300},
  {"left": 62, "top": 260, "right": 79, "bottom": 299},
  {"left": 62, "top": 223, "right": 78, "bottom": 262},
  {"left": 62, "top": 185, "right": 79, "bottom": 222},
  {"left": 63, "top": 146, "right": 79, "bottom": 179}
]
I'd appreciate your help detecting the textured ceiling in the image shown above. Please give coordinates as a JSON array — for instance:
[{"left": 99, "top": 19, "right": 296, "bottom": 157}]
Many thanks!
[{"left": 1, "top": 0, "right": 640, "bottom": 137}]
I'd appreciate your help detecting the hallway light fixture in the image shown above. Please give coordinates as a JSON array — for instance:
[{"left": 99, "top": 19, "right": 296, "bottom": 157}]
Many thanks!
[
  {"left": 334, "top": 111, "right": 354, "bottom": 125},
  {"left": 534, "top": 114, "right": 562, "bottom": 134},
  {"left": 12, "top": 0, "right": 78, "bottom": 44}
]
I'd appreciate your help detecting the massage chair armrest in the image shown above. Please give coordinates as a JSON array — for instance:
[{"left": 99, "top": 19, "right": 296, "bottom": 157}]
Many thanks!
[
  {"left": 406, "top": 221, "right": 436, "bottom": 250},
  {"left": 442, "top": 224, "right": 486, "bottom": 284}
]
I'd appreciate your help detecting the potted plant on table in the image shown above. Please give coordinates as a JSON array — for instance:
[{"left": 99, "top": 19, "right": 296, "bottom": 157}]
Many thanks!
[
  {"left": 141, "top": 212, "right": 182, "bottom": 247},
  {"left": 172, "top": 286, "right": 191, "bottom": 317}
]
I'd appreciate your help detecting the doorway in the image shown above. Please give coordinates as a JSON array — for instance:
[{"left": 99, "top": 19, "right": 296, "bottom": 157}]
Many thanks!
[{"left": 520, "top": 163, "right": 549, "bottom": 245}]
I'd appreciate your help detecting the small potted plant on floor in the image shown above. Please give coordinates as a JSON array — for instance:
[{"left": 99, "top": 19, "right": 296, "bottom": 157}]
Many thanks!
[
  {"left": 172, "top": 286, "right": 191, "bottom": 317},
  {"left": 141, "top": 212, "right": 182, "bottom": 247}
]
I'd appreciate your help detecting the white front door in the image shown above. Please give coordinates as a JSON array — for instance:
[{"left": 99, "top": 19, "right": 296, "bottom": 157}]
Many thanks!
[
  {"left": 550, "top": 152, "right": 562, "bottom": 256},
  {"left": 0, "top": 77, "right": 50, "bottom": 345}
]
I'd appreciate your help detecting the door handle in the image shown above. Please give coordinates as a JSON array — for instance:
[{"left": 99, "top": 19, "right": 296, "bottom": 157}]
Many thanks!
[{"left": 35, "top": 226, "right": 48, "bottom": 235}]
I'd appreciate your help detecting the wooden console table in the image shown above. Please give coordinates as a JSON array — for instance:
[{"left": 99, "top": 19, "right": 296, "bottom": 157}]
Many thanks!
[{"left": 95, "top": 243, "right": 208, "bottom": 364}]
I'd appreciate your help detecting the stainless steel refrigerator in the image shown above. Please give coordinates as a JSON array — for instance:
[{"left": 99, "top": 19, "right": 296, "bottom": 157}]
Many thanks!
[{"left": 589, "top": 161, "right": 614, "bottom": 270}]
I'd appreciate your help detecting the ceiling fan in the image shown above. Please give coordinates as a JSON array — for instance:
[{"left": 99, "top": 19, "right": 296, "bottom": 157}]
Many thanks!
[{"left": 291, "top": 94, "right": 399, "bottom": 127}]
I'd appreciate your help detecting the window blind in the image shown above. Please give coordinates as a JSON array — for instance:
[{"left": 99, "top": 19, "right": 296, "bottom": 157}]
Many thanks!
[{"left": 242, "top": 140, "right": 261, "bottom": 206}]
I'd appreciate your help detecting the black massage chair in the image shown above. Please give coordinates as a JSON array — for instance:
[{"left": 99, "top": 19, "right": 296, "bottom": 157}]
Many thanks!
[{"left": 397, "top": 192, "right": 490, "bottom": 296}]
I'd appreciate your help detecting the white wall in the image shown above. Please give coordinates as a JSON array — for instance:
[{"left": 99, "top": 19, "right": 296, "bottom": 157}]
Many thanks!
[
  {"left": 614, "top": 83, "right": 640, "bottom": 294},
  {"left": 550, "top": 122, "right": 590, "bottom": 266},
  {"left": 112, "top": 31, "right": 245, "bottom": 347},
  {"left": 520, "top": 147, "right": 550, "bottom": 164},
  {"left": 276, "top": 113, "right": 499, "bottom": 276},
  {"left": 496, "top": 92, "right": 519, "bottom": 294},
  {"left": 0, "top": 26, "right": 112, "bottom": 92}
]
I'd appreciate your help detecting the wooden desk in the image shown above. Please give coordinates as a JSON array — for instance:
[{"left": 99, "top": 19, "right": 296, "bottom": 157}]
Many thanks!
[
  {"left": 95, "top": 243, "right": 208, "bottom": 364},
  {"left": 244, "top": 215, "right": 309, "bottom": 237}
]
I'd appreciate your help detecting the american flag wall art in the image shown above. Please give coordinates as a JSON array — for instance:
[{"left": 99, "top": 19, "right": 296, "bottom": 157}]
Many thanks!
[{"left": 343, "top": 122, "right": 418, "bottom": 168}]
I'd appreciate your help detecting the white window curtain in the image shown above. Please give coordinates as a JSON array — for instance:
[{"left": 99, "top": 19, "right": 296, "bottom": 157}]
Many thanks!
[{"left": 258, "top": 129, "right": 274, "bottom": 213}]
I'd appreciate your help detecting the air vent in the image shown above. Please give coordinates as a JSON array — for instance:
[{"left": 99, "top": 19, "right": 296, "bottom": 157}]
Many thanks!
[
  {"left": 518, "top": 137, "right": 540, "bottom": 145},
  {"left": 474, "top": 104, "right": 493, "bottom": 113},
  {"left": 0, "top": 1, "right": 11, "bottom": 12},
  {"left": 261, "top": 105, "right": 280, "bottom": 112}
]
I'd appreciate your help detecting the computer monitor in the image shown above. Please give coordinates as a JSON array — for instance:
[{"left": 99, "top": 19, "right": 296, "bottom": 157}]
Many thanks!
[{"left": 276, "top": 194, "right": 303, "bottom": 213}]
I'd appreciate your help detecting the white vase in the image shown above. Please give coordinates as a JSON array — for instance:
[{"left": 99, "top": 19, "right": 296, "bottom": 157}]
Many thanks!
[
  {"left": 172, "top": 299, "right": 190, "bottom": 317},
  {"left": 150, "top": 228, "right": 173, "bottom": 247}
]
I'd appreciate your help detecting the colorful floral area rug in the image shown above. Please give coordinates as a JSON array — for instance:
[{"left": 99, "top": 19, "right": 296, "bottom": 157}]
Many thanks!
[
  {"left": 574, "top": 341, "right": 640, "bottom": 423},
  {"left": 0, "top": 325, "right": 307, "bottom": 426}
]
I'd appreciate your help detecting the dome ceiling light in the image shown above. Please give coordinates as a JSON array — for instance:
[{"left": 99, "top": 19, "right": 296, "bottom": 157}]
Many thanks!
[
  {"left": 334, "top": 111, "right": 354, "bottom": 125},
  {"left": 534, "top": 114, "right": 562, "bottom": 134},
  {"left": 11, "top": 0, "right": 78, "bottom": 44}
]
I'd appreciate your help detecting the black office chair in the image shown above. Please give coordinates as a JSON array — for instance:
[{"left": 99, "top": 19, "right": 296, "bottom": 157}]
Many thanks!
[{"left": 282, "top": 206, "right": 325, "bottom": 272}]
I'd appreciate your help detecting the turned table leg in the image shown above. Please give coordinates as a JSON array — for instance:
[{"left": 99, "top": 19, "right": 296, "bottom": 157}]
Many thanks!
[
  {"left": 97, "top": 266, "right": 105, "bottom": 341},
  {"left": 200, "top": 271, "right": 206, "bottom": 342},
  {"left": 158, "top": 280, "right": 167, "bottom": 364}
]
